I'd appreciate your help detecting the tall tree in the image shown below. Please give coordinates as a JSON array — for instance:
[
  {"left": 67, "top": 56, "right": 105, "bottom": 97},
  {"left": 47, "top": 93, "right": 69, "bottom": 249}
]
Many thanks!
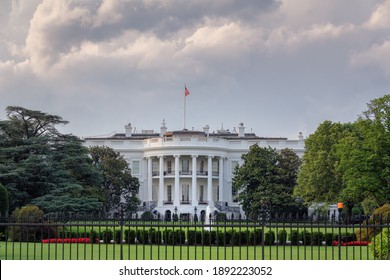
[
  {"left": 31, "top": 135, "right": 103, "bottom": 213},
  {"left": 1, "top": 106, "right": 68, "bottom": 140},
  {"left": 233, "top": 145, "right": 303, "bottom": 218},
  {"left": 295, "top": 121, "right": 352, "bottom": 204},
  {"left": 336, "top": 95, "right": 390, "bottom": 209},
  {"left": 0, "top": 106, "right": 103, "bottom": 213},
  {"left": 89, "top": 146, "right": 140, "bottom": 216}
]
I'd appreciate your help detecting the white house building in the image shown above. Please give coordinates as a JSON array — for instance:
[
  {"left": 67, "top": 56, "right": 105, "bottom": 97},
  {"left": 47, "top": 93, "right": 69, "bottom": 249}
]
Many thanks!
[{"left": 84, "top": 122, "right": 305, "bottom": 220}]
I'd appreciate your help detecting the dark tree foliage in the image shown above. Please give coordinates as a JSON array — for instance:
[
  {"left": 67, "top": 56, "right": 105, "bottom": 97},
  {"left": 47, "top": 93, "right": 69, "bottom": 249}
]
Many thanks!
[
  {"left": 0, "top": 106, "right": 103, "bottom": 213},
  {"left": 89, "top": 146, "right": 140, "bottom": 217},
  {"left": 1, "top": 106, "right": 68, "bottom": 140},
  {"left": 31, "top": 135, "right": 103, "bottom": 213},
  {"left": 233, "top": 145, "right": 304, "bottom": 218},
  {"left": 0, "top": 183, "right": 9, "bottom": 217}
]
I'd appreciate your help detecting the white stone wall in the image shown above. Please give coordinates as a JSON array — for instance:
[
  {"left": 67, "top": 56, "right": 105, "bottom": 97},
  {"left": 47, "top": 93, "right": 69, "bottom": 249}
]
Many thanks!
[{"left": 84, "top": 130, "right": 305, "bottom": 219}]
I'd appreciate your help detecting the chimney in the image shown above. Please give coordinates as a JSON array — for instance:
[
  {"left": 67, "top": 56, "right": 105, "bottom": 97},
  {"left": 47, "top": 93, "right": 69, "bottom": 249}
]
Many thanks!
[
  {"left": 125, "top": 123, "right": 132, "bottom": 137},
  {"left": 203, "top": 125, "right": 210, "bottom": 136},
  {"left": 238, "top": 122, "right": 245, "bottom": 137},
  {"left": 160, "top": 119, "right": 167, "bottom": 137}
]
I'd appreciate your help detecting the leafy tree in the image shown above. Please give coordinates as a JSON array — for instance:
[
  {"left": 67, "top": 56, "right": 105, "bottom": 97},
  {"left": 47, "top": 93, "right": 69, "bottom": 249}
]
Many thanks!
[
  {"left": 233, "top": 145, "right": 303, "bottom": 218},
  {"left": 31, "top": 135, "right": 103, "bottom": 213},
  {"left": 295, "top": 121, "right": 352, "bottom": 204},
  {"left": 1, "top": 106, "right": 68, "bottom": 140},
  {"left": 337, "top": 95, "right": 390, "bottom": 209},
  {"left": 295, "top": 95, "right": 390, "bottom": 219},
  {"left": 89, "top": 146, "right": 140, "bottom": 216},
  {"left": 0, "top": 106, "right": 103, "bottom": 213}
]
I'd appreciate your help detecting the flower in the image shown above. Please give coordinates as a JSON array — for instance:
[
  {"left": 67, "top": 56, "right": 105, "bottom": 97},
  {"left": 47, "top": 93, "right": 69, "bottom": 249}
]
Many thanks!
[
  {"left": 332, "top": 240, "right": 370, "bottom": 246},
  {"left": 41, "top": 238, "right": 91, "bottom": 243}
]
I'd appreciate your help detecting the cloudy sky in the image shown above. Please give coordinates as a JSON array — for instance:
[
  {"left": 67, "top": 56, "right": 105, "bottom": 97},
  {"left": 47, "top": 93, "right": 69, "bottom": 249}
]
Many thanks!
[{"left": 1, "top": 0, "right": 389, "bottom": 139}]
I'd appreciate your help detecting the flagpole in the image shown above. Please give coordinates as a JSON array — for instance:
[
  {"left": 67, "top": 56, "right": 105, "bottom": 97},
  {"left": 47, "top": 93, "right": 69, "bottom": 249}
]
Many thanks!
[
  {"left": 184, "top": 85, "right": 189, "bottom": 129},
  {"left": 184, "top": 89, "right": 186, "bottom": 129}
]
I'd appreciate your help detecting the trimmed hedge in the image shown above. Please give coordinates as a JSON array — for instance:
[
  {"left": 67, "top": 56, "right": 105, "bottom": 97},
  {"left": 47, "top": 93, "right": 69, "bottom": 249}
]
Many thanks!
[
  {"left": 278, "top": 230, "right": 287, "bottom": 245},
  {"left": 102, "top": 229, "right": 113, "bottom": 244},
  {"left": 264, "top": 231, "right": 275, "bottom": 245},
  {"left": 48, "top": 228, "right": 356, "bottom": 246}
]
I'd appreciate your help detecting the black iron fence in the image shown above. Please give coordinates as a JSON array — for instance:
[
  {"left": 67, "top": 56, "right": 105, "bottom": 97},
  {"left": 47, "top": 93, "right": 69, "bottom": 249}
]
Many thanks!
[{"left": 0, "top": 214, "right": 389, "bottom": 260}]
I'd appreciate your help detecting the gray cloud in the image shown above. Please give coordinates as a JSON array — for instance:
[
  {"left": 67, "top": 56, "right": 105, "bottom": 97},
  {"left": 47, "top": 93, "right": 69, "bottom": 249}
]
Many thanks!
[{"left": 1, "top": 0, "right": 389, "bottom": 140}]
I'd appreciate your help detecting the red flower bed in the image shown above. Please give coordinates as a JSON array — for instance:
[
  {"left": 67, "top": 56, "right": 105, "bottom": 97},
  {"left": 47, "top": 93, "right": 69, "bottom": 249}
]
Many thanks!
[
  {"left": 42, "top": 238, "right": 91, "bottom": 244},
  {"left": 332, "top": 241, "right": 370, "bottom": 246}
]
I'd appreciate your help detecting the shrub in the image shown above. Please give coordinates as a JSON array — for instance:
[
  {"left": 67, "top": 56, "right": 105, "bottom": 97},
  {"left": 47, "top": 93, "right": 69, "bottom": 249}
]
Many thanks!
[
  {"left": 299, "top": 230, "right": 312, "bottom": 245},
  {"left": 277, "top": 230, "right": 287, "bottom": 245},
  {"left": 202, "top": 230, "right": 217, "bottom": 245},
  {"left": 136, "top": 229, "right": 149, "bottom": 244},
  {"left": 311, "top": 232, "right": 324, "bottom": 246},
  {"left": 175, "top": 229, "right": 185, "bottom": 244},
  {"left": 371, "top": 204, "right": 390, "bottom": 222},
  {"left": 153, "top": 229, "right": 162, "bottom": 244},
  {"left": 162, "top": 229, "right": 172, "bottom": 244},
  {"left": 115, "top": 230, "right": 122, "bottom": 244},
  {"left": 216, "top": 213, "right": 227, "bottom": 221},
  {"left": 355, "top": 204, "right": 390, "bottom": 241},
  {"left": 187, "top": 230, "right": 202, "bottom": 245},
  {"left": 369, "top": 228, "right": 389, "bottom": 260},
  {"left": 195, "top": 230, "right": 202, "bottom": 244},
  {"left": 324, "top": 233, "right": 334, "bottom": 246},
  {"left": 231, "top": 230, "right": 248, "bottom": 245},
  {"left": 187, "top": 230, "right": 195, "bottom": 245},
  {"left": 90, "top": 230, "right": 99, "bottom": 243},
  {"left": 249, "top": 229, "right": 262, "bottom": 245},
  {"left": 264, "top": 231, "right": 275, "bottom": 245},
  {"left": 125, "top": 229, "right": 136, "bottom": 244},
  {"left": 231, "top": 230, "right": 241, "bottom": 245},
  {"left": 216, "top": 230, "right": 227, "bottom": 245},
  {"left": 102, "top": 229, "right": 113, "bottom": 244},
  {"left": 8, "top": 205, "right": 56, "bottom": 242},
  {"left": 289, "top": 230, "right": 299, "bottom": 245},
  {"left": 163, "top": 229, "right": 185, "bottom": 245},
  {"left": 141, "top": 211, "right": 153, "bottom": 221}
]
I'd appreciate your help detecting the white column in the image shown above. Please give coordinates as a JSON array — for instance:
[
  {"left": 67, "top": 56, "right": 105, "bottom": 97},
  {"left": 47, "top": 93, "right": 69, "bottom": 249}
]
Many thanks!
[
  {"left": 147, "top": 157, "right": 152, "bottom": 201},
  {"left": 158, "top": 156, "right": 164, "bottom": 206},
  {"left": 219, "top": 157, "right": 224, "bottom": 202},
  {"left": 174, "top": 155, "right": 180, "bottom": 206},
  {"left": 192, "top": 155, "right": 198, "bottom": 206},
  {"left": 207, "top": 156, "right": 213, "bottom": 206}
]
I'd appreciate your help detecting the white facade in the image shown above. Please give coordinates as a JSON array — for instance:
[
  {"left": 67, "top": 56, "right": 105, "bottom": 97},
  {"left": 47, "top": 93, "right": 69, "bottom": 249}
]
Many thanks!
[{"left": 84, "top": 122, "right": 305, "bottom": 220}]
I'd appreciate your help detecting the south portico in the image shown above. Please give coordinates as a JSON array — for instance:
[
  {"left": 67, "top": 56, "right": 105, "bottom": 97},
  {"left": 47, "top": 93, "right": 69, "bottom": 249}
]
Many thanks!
[{"left": 143, "top": 153, "right": 230, "bottom": 220}]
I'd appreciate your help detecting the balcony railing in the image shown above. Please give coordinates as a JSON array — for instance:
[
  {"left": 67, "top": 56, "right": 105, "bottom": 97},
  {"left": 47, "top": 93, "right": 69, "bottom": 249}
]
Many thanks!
[
  {"left": 163, "top": 200, "right": 173, "bottom": 205},
  {"left": 152, "top": 170, "right": 220, "bottom": 177},
  {"left": 138, "top": 201, "right": 157, "bottom": 211}
]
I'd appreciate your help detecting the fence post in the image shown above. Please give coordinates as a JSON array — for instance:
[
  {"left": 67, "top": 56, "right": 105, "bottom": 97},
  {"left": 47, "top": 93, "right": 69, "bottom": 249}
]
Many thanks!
[
  {"left": 119, "top": 205, "right": 124, "bottom": 260},
  {"left": 260, "top": 209, "right": 266, "bottom": 260},
  {"left": 337, "top": 203, "right": 343, "bottom": 260}
]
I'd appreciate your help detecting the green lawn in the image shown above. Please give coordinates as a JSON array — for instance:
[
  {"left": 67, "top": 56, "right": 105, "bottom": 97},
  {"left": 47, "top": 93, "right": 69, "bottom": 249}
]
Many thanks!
[
  {"left": 2, "top": 220, "right": 380, "bottom": 260},
  {"left": 0, "top": 241, "right": 373, "bottom": 260}
]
